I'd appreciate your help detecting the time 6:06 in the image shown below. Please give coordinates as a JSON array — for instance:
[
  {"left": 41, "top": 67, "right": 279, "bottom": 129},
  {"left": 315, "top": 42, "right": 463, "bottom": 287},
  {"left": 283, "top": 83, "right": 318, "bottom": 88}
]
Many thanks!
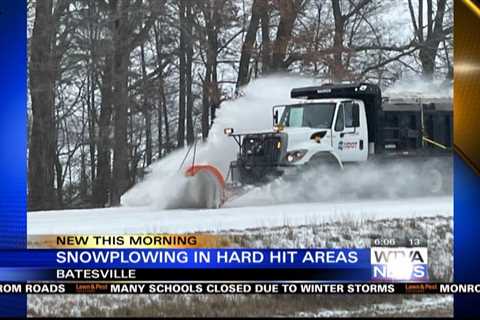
[{"left": 373, "top": 239, "right": 396, "bottom": 247}]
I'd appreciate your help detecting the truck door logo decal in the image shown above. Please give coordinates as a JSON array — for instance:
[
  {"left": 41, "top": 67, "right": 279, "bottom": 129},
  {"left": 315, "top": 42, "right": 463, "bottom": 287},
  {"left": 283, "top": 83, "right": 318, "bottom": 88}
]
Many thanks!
[{"left": 338, "top": 141, "right": 358, "bottom": 150}]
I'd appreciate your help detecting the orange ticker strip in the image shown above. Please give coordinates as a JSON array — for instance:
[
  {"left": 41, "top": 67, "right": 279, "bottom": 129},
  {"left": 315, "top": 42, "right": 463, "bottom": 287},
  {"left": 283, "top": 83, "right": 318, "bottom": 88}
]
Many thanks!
[{"left": 28, "top": 234, "right": 230, "bottom": 249}]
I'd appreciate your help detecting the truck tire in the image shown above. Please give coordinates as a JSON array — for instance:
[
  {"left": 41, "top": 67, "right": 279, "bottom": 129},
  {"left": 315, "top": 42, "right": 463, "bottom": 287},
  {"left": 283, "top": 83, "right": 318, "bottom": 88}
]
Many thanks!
[
  {"left": 305, "top": 152, "right": 343, "bottom": 171},
  {"left": 425, "top": 167, "right": 443, "bottom": 194},
  {"left": 419, "top": 157, "right": 453, "bottom": 195}
]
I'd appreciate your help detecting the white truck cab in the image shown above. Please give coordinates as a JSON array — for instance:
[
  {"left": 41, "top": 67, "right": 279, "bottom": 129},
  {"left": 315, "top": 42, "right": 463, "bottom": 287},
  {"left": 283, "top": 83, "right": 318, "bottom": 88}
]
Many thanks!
[{"left": 274, "top": 98, "right": 368, "bottom": 167}]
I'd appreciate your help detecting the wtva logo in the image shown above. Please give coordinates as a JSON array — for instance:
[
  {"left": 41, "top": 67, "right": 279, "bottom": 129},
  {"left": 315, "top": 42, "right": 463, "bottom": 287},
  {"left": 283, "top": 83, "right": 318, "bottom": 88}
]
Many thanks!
[{"left": 371, "top": 247, "right": 428, "bottom": 281}]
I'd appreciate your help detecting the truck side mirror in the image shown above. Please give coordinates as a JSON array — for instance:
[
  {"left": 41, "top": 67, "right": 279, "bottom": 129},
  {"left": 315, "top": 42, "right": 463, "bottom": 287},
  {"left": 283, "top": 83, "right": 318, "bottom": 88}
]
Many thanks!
[
  {"left": 273, "top": 110, "right": 279, "bottom": 125},
  {"left": 352, "top": 103, "right": 360, "bottom": 127},
  {"left": 272, "top": 105, "right": 285, "bottom": 126}
]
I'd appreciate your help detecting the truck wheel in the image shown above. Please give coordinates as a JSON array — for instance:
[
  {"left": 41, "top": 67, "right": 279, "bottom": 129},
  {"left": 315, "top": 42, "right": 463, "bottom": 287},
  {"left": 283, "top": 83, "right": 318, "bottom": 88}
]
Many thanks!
[
  {"left": 420, "top": 158, "right": 452, "bottom": 196},
  {"left": 306, "top": 152, "right": 343, "bottom": 171},
  {"left": 426, "top": 167, "right": 444, "bottom": 194}
]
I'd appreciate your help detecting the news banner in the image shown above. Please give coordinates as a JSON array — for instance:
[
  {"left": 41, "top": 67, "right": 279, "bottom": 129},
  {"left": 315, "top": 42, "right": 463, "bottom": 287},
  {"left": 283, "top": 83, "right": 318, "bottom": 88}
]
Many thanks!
[{"left": 0, "top": 234, "right": 476, "bottom": 295}]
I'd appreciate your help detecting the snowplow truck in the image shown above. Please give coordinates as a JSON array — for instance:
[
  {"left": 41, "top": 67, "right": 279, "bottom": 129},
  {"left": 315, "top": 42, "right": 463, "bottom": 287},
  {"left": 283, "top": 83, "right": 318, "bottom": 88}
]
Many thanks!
[
  {"left": 182, "top": 82, "right": 452, "bottom": 209},
  {"left": 225, "top": 82, "right": 452, "bottom": 191}
]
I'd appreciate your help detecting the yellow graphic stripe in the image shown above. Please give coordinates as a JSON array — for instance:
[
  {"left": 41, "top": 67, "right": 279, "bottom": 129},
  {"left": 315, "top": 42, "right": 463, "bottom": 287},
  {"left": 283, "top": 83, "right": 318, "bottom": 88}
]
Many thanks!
[{"left": 463, "top": 0, "right": 480, "bottom": 17}]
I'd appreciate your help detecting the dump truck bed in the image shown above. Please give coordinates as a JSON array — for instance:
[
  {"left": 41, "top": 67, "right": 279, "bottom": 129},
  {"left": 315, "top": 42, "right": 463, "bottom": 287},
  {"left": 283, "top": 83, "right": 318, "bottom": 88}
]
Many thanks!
[{"left": 375, "top": 97, "right": 452, "bottom": 155}]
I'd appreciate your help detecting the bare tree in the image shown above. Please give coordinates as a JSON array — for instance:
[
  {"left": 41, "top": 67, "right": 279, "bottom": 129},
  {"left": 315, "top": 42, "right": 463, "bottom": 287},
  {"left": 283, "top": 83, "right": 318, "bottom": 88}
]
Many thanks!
[
  {"left": 237, "top": 0, "right": 265, "bottom": 88},
  {"left": 140, "top": 44, "right": 153, "bottom": 166},
  {"left": 153, "top": 21, "right": 172, "bottom": 156},
  {"left": 110, "top": 0, "right": 157, "bottom": 206},
  {"left": 330, "top": 0, "right": 371, "bottom": 81},
  {"left": 185, "top": 1, "right": 195, "bottom": 145},
  {"left": 408, "top": 0, "right": 450, "bottom": 79},
  {"left": 28, "top": 0, "right": 68, "bottom": 211},
  {"left": 93, "top": 54, "right": 114, "bottom": 207},
  {"left": 198, "top": 0, "right": 223, "bottom": 139},
  {"left": 270, "top": 0, "right": 299, "bottom": 72},
  {"left": 260, "top": 0, "right": 271, "bottom": 73},
  {"left": 177, "top": 0, "right": 187, "bottom": 148}
]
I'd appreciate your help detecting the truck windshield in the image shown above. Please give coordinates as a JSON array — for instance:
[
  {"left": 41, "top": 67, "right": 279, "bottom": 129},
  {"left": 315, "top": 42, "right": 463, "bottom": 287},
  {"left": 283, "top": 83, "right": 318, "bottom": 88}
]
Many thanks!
[{"left": 280, "top": 103, "right": 336, "bottom": 129}]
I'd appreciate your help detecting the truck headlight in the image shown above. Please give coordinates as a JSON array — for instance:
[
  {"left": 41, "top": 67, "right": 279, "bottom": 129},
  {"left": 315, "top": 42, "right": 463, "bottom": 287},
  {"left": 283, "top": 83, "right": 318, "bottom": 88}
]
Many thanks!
[{"left": 285, "top": 150, "right": 308, "bottom": 163}]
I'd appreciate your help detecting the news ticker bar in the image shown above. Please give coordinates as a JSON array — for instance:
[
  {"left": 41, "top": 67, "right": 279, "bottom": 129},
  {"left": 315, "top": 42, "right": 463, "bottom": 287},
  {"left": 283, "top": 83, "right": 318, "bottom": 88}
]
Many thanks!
[
  {"left": 0, "top": 268, "right": 371, "bottom": 281},
  {"left": 0, "top": 282, "right": 477, "bottom": 295}
]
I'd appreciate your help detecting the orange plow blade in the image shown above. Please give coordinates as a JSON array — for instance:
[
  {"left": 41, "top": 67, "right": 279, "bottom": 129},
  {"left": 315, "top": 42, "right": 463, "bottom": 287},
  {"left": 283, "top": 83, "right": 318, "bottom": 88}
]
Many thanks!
[{"left": 183, "top": 164, "right": 226, "bottom": 209}]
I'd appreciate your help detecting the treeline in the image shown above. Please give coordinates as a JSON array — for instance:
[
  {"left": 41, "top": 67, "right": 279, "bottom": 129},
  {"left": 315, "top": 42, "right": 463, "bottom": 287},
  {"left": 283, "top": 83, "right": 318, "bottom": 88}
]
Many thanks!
[{"left": 27, "top": 0, "right": 452, "bottom": 211}]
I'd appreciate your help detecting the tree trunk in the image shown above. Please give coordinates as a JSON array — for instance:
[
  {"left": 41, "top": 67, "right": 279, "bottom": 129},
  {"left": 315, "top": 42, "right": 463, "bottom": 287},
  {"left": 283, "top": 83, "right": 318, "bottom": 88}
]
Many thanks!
[
  {"left": 157, "top": 100, "right": 163, "bottom": 158},
  {"left": 409, "top": 0, "right": 448, "bottom": 79},
  {"left": 128, "top": 112, "right": 138, "bottom": 186},
  {"left": 93, "top": 55, "right": 113, "bottom": 207},
  {"left": 271, "top": 0, "right": 297, "bottom": 72},
  {"left": 145, "top": 108, "right": 153, "bottom": 165},
  {"left": 202, "top": 20, "right": 211, "bottom": 140},
  {"left": 177, "top": 0, "right": 186, "bottom": 148},
  {"left": 153, "top": 23, "right": 168, "bottom": 156},
  {"left": 159, "top": 76, "right": 170, "bottom": 155},
  {"left": 419, "top": 48, "right": 437, "bottom": 79},
  {"left": 87, "top": 72, "right": 96, "bottom": 184},
  {"left": 202, "top": 71, "right": 211, "bottom": 140},
  {"left": 28, "top": 0, "right": 56, "bottom": 211},
  {"left": 201, "top": 0, "right": 221, "bottom": 139},
  {"left": 110, "top": 0, "right": 130, "bottom": 206},
  {"left": 237, "top": 0, "right": 263, "bottom": 88},
  {"left": 140, "top": 44, "right": 152, "bottom": 165},
  {"left": 260, "top": 0, "right": 271, "bottom": 73},
  {"left": 185, "top": 1, "right": 194, "bottom": 145},
  {"left": 54, "top": 152, "right": 64, "bottom": 208},
  {"left": 109, "top": 0, "right": 156, "bottom": 205},
  {"left": 110, "top": 52, "right": 129, "bottom": 205},
  {"left": 87, "top": 0, "right": 97, "bottom": 186},
  {"left": 80, "top": 149, "right": 88, "bottom": 200},
  {"left": 421, "top": 0, "right": 447, "bottom": 79},
  {"left": 331, "top": 0, "right": 345, "bottom": 81}
]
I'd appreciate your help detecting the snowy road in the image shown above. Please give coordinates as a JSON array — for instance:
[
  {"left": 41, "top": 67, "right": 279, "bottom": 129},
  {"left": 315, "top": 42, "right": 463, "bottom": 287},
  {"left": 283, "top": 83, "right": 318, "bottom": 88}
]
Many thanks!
[{"left": 28, "top": 196, "right": 452, "bottom": 235}]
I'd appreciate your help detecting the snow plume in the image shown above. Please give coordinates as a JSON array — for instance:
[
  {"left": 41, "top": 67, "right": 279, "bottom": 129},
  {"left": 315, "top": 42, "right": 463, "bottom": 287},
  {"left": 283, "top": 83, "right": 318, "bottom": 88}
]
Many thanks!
[
  {"left": 121, "top": 75, "right": 318, "bottom": 208},
  {"left": 226, "top": 157, "right": 452, "bottom": 208},
  {"left": 383, "top": 78, "right": 452, "bottom": 99}
]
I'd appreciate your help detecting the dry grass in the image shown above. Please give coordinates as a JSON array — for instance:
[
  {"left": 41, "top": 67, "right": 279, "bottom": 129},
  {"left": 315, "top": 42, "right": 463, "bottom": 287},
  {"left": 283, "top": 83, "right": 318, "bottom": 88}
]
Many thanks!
[{"left": 29, "top": 294, "right": 452, "bottom": 318}]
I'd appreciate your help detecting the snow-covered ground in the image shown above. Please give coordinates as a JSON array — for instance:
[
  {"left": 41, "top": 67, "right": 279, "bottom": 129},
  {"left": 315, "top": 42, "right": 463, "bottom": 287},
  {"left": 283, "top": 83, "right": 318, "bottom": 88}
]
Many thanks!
[{"left": 28, "top": 196, "right": 452, "bottom": 235}]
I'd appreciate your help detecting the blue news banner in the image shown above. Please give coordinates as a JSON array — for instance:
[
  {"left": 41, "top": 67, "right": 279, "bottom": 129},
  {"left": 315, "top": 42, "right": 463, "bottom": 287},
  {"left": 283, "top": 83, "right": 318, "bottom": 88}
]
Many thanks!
[{"left": 0, "top": 247, "right": 427, "bottom": 282}]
